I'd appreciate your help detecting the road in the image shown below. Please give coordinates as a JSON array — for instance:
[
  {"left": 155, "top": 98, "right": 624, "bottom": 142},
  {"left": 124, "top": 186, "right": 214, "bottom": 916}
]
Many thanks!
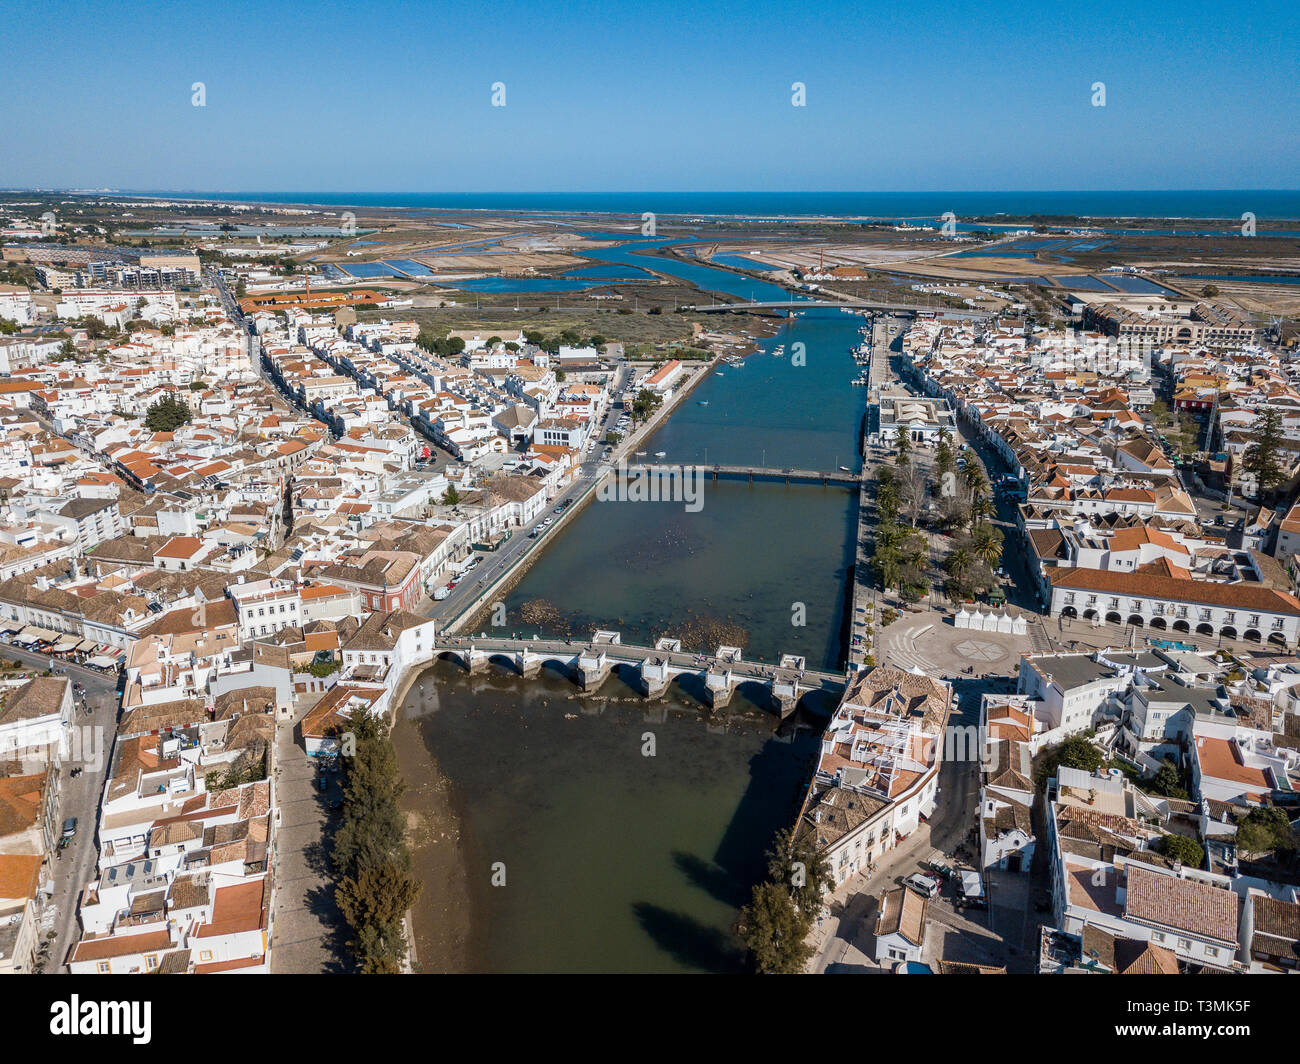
[
  {"left": 809, "top": 676, "right": 991, "bottom": 972},
  {"left": 0, "top": 648, "right": 121, "bottom": 972},
  {"left": 425, "top": 361, "right": 708, "bottom": 632}
]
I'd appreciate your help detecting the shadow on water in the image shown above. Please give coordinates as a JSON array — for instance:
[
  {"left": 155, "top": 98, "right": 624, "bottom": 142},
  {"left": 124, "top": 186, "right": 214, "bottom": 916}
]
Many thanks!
[
  {"left": 629, "top": 902, "right": 748, "bottom": 973},
  {"left": 671, "top": 850, "right": 749, "bottom": 909},
  {"left": 713, "top": 732, "right": 820, "bottom": 884}
]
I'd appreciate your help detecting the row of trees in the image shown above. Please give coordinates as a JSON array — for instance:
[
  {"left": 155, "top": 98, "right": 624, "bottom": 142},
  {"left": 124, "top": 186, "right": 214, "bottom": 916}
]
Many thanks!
[
  {"left": 416, "top": 331, "right": 467, "bottom": 358},
  {"left": 737, "top": 828, "right": 832, "bottom": 973},
  {"left": 630, "top": 387, "right": 662, "bottom": 424},
  {"left": 332, "top": 712, "right": 421, "bottom": 974},
  {"left": 870, "top": 428, "right": 1004, "bottom": 603},
  {"left": 871, "top": 464, "right": 929, "bottom": 601}
]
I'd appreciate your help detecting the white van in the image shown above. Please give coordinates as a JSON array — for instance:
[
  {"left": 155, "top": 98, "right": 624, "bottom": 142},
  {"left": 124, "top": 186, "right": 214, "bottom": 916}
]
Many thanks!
[{"left": 904, "top": 873, "right": 942, "bottom": 898}]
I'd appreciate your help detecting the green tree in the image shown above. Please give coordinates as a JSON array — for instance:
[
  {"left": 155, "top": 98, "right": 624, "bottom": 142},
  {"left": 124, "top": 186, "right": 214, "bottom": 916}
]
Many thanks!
[
  {"left": 1155, "top": 833, "right": 1205, "bottom": 868},
  {"left": 962, "top": 460, "right": 988, "bottom": 498},
  {"left": 1038, "top": 735, "right": 1104, "bottom": 787},
  {"left": 894, "top": 427, "right": 911, "bottom": 466},
  {"left": 764, "top": 828, "right": 832, "bottom": 918},
  {"left": 971, "top": 522, "right": 1003, "bottom": 569},
  {"left": 143, "top": 394, "right": 192, "bottom": 432},
  {"left": 738, "top": 881, "right": 814, "bottom": 975},
  {"left": 442, "top": 486, "right": 460, "bottom": 506},
  {"left": 331, "top": 712, "right": 421, "bottom": 973},
  {"left": 1146, "top": 758, "right": 1188, "bottom": 799},
  {"left": 1236, "top": 807, "right": 1297, "bottom": 855},
  {"left": 336, "top": 862, "right": 421, "bottom": 974},
  {"left": 631, "top": 388, "right": 662, "bottom": 424},
  {"left": 934, "top": 436, "right": 956, "bottom": 480},
  {"left": 1243, "top": 408, "right": 1287, "bottom": 496}
]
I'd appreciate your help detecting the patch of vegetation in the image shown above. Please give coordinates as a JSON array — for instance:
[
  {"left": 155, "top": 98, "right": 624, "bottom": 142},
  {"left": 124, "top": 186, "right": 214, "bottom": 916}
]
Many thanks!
[
  {"left": 332, "top": 711, "right": 421, "bottom": 974},
  {"left": 1036, "top": 734, "right": 1103, "bottom": 788},
  {"left": 1142, "top": 758, "right": 1190, "bottom": 800},
  {"left": 737, "top": 828, "right": 832, "bottom": 974},
  {"left": 1236, "top": 807, "right": 1298, "bottom": 856},
  {"left": 1154, "top": 833, "right": 1205, "bottom": 868},
  {"left": 143, "top": 393, "right": 192, "bottom": 432}
]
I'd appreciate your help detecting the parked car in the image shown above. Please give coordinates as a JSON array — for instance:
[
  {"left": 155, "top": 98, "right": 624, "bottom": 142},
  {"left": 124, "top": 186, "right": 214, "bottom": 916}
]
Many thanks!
[
  {"left": 924, "top": 860, "right": 954, "bottom": 880},
  {"left": 904, "top": 873, "right": 942, "bottom": 898},
  {"left": 62, "top": 817, "right": 77, "bottom": 840}
]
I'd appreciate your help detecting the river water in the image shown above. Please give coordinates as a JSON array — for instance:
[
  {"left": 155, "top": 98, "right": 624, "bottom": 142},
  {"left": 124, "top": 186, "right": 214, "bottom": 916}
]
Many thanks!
[
  {"left": 399, "top": 660, "right": 821, "bottom": 973},
  {"left": 400, "top": 244, "right": 865, "bottom": 972}
]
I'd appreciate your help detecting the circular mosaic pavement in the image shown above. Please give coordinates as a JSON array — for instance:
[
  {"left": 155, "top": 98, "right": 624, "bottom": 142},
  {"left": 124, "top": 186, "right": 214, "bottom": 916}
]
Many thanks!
[{"left": 952, "top": 638, "right": 1007, "bottom": 663}]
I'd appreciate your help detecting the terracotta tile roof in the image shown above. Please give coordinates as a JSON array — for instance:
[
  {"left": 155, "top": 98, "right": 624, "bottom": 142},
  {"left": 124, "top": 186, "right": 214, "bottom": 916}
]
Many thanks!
[
  {"left": 1124, "top": 865, "right": 1239, "bottom": 945},
  {"left": 1050, "top": 566, "right": 1300, "bottom": 615},
  {"left": 875, "top": 886, "right": 928, "bottom": 945},
  {"left": 0, "top": 853, "right": 42, "bottom": 901}
]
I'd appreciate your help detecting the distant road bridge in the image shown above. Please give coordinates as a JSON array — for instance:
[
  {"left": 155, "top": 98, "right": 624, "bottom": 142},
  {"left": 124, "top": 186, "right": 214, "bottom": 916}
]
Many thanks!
[
  {"left": 431, "top": 631, "right": 845, "bottom": 715},
  {"left": 624, "top": 462, "right": 859, "bottom": 486},
  {"left": 688, "top": 298, "right": 988, "bottom": 319}
]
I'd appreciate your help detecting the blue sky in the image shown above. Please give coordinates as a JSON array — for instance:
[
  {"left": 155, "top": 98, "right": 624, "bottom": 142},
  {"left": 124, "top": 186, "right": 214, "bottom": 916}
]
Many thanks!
[{"left": 4, "top": 0, "right": 1298, "bottom": 192}]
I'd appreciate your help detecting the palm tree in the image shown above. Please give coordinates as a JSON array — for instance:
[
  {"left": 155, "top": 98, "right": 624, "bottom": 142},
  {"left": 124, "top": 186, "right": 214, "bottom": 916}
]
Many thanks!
[
  {"left": 945, "top": 546, "right": 972, "bottom": 579},
  {"left": 970, "top": 493, "right": 996, "bottom": 524},
  {"left": 972, "top": 523, "right": 1003, "bottom": 568},
  {"left": 962, "top": 462, "right": 987, "bottom": 496}
]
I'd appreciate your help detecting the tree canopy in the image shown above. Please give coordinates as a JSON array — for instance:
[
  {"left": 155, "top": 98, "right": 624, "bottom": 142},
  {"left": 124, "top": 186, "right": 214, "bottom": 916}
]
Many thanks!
[{"left": 144, "top": 394, "right": 192, "bottom": 432}]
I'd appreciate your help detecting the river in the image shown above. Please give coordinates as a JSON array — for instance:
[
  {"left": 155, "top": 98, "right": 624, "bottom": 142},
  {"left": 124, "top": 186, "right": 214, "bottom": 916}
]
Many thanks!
[{"left": 399, "top": 243, "right": 863, "bottom": 972}]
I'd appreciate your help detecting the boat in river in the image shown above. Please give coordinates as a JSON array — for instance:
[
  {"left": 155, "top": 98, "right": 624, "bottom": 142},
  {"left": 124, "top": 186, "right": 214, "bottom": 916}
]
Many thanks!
[
  {"left": 654, "top": 451, "right": 667, "bottom": 457},
  {"left": 697, "top": 400, "right": 709, "bottom": 406}
]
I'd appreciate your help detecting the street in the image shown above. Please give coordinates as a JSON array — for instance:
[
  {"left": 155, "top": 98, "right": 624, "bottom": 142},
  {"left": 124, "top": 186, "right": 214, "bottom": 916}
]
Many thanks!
[{"left": 0, "top": 648, "right": 121, "bottom": 972}]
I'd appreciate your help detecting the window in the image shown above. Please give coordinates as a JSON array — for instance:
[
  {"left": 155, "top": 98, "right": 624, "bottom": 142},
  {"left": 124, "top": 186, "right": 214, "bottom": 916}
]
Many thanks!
[
  {"left": 97, "top": 961, "right": 110, "bottom": 973},
  {"left": 199, "top": 950, "right": 213, "bottom": 962},
  {"left": 1205, "top": 946, "right": 1219, "bottom": 958},
  {"left": 1178, "top": 938, "right": 1191, "bottom": 952},
  {"left": 1152, "top": 932, "right": 1165, "bottom": 943}
]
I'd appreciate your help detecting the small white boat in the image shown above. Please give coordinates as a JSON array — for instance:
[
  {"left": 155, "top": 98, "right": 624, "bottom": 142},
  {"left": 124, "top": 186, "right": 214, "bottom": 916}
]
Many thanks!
[
  {"left": 654, "top": 451, "right": 667, "bottom": 457},
  {"left": 697, "top": 400, "right": 709, "bottom": 406},
  {"left": 839, "top": 465, "right": 851, "bottom": 472}
]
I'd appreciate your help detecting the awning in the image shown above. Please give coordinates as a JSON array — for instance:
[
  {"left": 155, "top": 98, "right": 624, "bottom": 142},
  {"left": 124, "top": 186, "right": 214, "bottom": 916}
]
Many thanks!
[
  {"left": 50, "top": 640, "right": 79, "bottom": 653},
  {"left": 87, "top": 655, "right": 119, "bottom": 668},
  {"left": 75, "top": 639, "right": 98, "bottom": 652}
]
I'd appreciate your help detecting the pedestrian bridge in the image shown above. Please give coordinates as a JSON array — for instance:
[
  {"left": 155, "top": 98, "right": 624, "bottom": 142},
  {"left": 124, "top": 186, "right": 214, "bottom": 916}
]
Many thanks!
[
  {"left": 689, "top": 299, "right": 988, "bottom": 319},
  {"left": 625, "top": 463, "right": 859, "bottom": 485},
  {"left": 431, "top": 630, "right": 846, "bottom": 715}
]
